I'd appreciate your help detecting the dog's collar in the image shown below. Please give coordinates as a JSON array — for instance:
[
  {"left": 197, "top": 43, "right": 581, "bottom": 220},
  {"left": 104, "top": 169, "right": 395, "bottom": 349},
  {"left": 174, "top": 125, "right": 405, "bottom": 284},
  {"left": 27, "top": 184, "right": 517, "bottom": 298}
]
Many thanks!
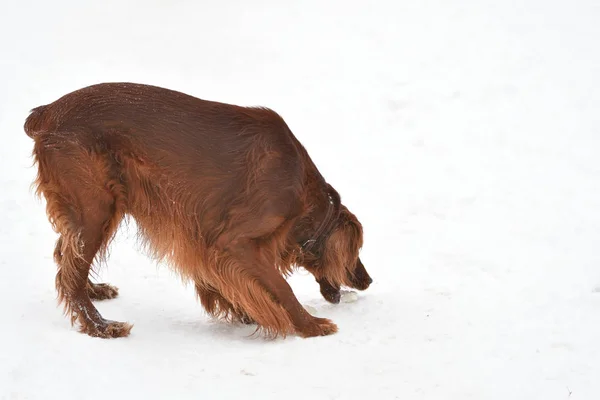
[{"left": 301, "top": 192, "right": 335, "bottom": 252}]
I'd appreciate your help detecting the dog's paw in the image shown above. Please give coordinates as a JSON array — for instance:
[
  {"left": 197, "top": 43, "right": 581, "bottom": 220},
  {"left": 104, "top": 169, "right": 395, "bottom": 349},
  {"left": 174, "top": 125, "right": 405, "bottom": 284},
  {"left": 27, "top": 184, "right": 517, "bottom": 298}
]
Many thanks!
[
  {"left": 297, "top": 316, "right": 338, "bottom": 338},
  {"left": 80, "top": 319, "right": 133, "bottom": 339},
  {"left": 87, "top": 282, "right": 119, "bottom": 300}
]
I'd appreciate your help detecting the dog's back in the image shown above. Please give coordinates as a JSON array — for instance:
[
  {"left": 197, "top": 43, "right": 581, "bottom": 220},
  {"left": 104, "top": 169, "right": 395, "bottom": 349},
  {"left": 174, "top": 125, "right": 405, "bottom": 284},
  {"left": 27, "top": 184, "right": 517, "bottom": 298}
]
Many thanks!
[
  {"left": 25, "top": 82, "right": 307, "bottom": 242},
  {"left": 25, "top": 82, "right": 300, "bottom": 162}
]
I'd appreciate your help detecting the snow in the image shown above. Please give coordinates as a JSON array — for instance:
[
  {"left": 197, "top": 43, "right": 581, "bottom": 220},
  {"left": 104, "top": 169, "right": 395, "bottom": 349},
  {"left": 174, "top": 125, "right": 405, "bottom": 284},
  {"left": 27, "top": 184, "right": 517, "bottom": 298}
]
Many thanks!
[
  {"left": 2, "top": 0, "right": 600, "bottom": 398},
  {"left": 340, "top": 290, "right": 359, "bottom": 304}
]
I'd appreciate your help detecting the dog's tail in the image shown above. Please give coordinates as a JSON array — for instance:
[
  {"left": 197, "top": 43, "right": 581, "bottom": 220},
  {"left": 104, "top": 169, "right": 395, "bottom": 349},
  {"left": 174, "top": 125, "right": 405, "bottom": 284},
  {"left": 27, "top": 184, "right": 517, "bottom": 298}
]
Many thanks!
[{"left": 24, "top": 105, "right": 49, "bottom": 138}]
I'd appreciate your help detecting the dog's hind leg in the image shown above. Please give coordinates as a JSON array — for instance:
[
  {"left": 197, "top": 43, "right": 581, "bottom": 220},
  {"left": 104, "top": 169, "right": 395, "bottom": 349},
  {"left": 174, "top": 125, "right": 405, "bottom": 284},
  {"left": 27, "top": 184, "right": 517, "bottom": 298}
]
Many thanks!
[
  {"left": 54, "top": 236, "right": 120, "bottom": 301},
  {"left": 35, "top": 142, "right": 129, "bottom": 338},
  {"left": 87, "top": 280, "right": 120, "bottom": 301},
  {"left": 54, "top": 236, "right": 119, "bottom": 301}
]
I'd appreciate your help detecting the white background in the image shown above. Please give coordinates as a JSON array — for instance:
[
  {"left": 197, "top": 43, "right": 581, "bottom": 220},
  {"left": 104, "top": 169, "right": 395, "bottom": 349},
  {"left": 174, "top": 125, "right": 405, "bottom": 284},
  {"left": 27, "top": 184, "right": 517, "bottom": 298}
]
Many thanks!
[{"left": 1, "top": 0, "right": 600, "bottom": 399}]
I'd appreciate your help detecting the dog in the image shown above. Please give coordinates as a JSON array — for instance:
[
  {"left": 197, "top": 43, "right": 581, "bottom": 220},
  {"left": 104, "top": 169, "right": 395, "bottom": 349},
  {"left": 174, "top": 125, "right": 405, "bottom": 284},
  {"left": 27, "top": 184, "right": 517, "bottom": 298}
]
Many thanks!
[{"left": 24, "top": 82, "right": 372, "bottom": 339}]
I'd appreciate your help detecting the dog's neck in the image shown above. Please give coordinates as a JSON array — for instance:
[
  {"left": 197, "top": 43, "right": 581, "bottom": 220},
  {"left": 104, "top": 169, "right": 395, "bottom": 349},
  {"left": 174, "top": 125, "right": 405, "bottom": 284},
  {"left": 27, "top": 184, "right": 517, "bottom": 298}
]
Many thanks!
[{"left": 301, "top": 190, "right": 336, "bottom": 253}]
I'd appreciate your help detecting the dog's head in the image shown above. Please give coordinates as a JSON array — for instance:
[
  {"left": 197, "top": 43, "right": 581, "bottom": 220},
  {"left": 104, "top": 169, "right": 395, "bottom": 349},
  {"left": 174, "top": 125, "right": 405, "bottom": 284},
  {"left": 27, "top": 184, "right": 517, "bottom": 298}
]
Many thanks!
[{"left": 301, "top": 193, "right": 373, "bottom": 303}]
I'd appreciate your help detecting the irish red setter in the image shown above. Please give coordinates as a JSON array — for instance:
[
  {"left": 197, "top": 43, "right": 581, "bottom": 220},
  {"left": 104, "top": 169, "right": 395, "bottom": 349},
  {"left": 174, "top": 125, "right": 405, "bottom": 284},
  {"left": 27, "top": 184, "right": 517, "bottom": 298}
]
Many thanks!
[{"left": 24, "top": 82, "right": 372, "bottom": 339}]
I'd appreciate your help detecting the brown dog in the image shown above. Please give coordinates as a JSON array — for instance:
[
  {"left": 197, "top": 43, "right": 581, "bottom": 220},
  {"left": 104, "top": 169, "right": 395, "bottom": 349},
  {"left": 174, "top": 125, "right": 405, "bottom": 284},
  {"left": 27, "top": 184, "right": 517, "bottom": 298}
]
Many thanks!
[{"left": 24, "top": 82, "right": 372, "bottom": 339}]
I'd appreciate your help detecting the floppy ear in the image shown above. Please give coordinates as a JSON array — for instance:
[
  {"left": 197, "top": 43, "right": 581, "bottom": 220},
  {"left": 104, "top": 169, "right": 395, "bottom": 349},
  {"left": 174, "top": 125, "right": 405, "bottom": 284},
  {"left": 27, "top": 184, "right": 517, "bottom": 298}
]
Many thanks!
[
  {"left": 317, "top": 256, "right": 372, "bottom": 304},
  {"left": 318, "top": 213, "right": 363, "bottom": 288}
]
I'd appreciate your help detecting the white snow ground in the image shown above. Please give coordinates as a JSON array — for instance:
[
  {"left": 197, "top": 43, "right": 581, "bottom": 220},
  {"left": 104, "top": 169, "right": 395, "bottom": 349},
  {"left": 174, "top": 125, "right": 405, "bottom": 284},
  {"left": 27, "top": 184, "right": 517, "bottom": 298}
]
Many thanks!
[{"left": 1, "top": 0, "right": 600, "bottom": 399}]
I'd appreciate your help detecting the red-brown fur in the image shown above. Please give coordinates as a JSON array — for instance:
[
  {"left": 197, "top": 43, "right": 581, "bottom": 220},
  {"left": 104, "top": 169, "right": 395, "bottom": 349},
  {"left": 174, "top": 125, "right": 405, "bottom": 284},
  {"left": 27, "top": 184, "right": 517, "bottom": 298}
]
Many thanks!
[{"left": 24, "top": 82, "right": 372, "bottom": 339}]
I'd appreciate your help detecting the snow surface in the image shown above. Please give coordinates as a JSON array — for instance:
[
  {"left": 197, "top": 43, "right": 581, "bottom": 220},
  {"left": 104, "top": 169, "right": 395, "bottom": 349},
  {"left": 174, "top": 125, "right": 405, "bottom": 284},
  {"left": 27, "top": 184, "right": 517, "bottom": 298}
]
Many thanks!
[{"left": 2, "top": 0, "right": 600, "bottom": 399}]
